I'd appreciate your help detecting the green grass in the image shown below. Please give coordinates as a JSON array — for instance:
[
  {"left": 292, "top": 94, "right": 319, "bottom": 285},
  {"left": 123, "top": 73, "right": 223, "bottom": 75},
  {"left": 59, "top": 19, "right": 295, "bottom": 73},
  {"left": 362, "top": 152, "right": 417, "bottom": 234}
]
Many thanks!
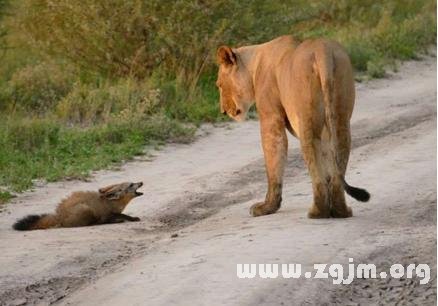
[
  {"left": 161, "top": 74, "right": 229, "bottom": 124},
  {"left": 0, "top": 191, "right": 13, "bottom": 204},
  {"left": 0, "top": 115, "right": 194, "bottom": 192}
]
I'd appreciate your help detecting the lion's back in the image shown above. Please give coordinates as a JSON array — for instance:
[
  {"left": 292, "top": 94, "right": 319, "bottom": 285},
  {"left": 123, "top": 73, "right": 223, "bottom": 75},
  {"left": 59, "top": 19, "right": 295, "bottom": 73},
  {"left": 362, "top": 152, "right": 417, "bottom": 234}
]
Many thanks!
[{"left": 291, "top": 38, "right": 353, "bottom": 75}]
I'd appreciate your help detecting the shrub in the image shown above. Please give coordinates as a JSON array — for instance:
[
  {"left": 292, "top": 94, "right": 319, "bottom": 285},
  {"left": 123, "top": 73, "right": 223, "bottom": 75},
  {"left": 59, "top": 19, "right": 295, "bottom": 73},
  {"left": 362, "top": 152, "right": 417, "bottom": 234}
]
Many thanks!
[
  {"left": 329, "top": 0, "right": 436, "bottom": 76},
  {"left": 56, "top": 79, "right": 161, "bottom": 125},
  {"left": 371, "top": 7, "right": 436, "bottom": 60},
  {"left": 7, "top": 62, "right": 74, "bottom": 112},
  {"left": 343, "top": 38, "right": 379, "bottom": 72},
  {"left": 0, "top": 0, "right": 8, "bottom": 53},
  {"left": 12, "top": 0, "right": 436, "bottom": 91},
  {"left": 366, "top": 59, "right": 386, "bottom": 78},
  {"left": 4, "top": 117, "right": 60, "bottom": 151},
  {"left": 17, "top": 0, "right": 295, "bottom": 87}
]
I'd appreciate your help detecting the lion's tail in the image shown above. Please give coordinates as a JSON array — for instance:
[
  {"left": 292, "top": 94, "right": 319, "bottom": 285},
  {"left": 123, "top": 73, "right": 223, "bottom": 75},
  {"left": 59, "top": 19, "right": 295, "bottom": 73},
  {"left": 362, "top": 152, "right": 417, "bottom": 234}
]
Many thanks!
[
  {"left": 315, "top": 44, "right": 370, "bottom": 203},
  {"left": 13, "top": 214, "right": 59, "bottom": 231},
  {"left": 342, "top": 178, "right": 370, "bottom": 202}
]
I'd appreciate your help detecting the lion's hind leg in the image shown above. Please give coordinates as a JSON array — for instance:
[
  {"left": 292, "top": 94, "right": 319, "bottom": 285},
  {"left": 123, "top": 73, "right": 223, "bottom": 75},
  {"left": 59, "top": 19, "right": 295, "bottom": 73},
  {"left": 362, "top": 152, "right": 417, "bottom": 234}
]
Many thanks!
[
  {"left": 300, "top": 126, "right": 331, "bottom": 219},
  {"left": 328, "top": 173, "right": 352, "bottom": 218},
  {"left": 302, "top": 127, "right": 351, "bottom": 218},
  {"left": 328, "top": 122, "right": 353, "bottom": 218}
]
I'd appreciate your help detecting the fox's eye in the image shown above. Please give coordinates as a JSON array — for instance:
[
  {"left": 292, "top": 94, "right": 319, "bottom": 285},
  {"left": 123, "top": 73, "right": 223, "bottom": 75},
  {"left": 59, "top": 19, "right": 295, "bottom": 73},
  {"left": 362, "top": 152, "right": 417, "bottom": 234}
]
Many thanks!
[{"left": 129, "top": 183, "right": 134, "bottom": 188}]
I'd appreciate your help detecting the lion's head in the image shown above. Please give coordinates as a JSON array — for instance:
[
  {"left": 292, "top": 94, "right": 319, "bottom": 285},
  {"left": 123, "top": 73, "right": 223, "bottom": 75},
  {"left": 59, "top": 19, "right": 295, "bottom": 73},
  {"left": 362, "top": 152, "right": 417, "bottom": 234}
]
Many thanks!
[{"left": 216, "top": 46, "right": 255, "bottom": 121}]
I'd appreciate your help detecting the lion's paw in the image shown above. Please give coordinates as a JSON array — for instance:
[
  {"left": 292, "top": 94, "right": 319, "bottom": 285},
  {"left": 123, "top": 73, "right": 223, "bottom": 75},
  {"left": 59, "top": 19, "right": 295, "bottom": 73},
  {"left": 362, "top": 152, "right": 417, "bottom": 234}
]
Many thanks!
[
  {"left": 250, "top": 202, "right": 280, "bottom": 217},
  {"left": 330, "top": 205, "right": 353, "bottom": 218},
  {"left": 307, "top": 204, "right": 330, "bottom": 219}
]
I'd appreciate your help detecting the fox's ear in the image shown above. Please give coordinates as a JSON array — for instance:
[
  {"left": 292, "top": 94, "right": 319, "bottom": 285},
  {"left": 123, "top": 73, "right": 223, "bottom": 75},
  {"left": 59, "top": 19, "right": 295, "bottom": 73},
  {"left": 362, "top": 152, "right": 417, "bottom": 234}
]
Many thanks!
[
  {"left": 99, "top": 184, "right": 123, "bottom": 200},
  {"left": 100, "top": 190, "right": 122, "bottom": 200},
  {"left": 99, "top": 184, "right": 116, "bottom": 194},
  {"left": 217, "top": 45, "right": 236, "bottom": 66}
]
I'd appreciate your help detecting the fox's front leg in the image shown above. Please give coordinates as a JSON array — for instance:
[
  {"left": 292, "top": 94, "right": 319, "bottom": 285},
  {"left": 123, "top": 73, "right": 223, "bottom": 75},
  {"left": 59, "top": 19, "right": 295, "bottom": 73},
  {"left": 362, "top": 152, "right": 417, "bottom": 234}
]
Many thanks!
[
  {"left": 106, "top": 213, "right": 140, "bottom": 224},
  {"left": 250, "top": 114, "right": 288, "bottom": 217},
  {"left": 118, "top": 213, "right": 140, "bottom": 222}
]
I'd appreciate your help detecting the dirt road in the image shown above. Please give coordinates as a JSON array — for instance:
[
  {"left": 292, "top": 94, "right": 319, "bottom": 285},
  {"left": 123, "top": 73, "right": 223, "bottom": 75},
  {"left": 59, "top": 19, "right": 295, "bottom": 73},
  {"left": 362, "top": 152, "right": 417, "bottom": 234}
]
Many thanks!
[{"left": 0, "top": 55, "right": 436, "bottom": 306}]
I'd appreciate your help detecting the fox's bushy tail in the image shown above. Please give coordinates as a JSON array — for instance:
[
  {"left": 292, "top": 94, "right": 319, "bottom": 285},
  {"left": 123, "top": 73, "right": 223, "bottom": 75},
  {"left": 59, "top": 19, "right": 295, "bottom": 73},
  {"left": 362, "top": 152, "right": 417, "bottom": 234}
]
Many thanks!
[{"left": 13, "top": 214, "right": 59, "bottom": 231}]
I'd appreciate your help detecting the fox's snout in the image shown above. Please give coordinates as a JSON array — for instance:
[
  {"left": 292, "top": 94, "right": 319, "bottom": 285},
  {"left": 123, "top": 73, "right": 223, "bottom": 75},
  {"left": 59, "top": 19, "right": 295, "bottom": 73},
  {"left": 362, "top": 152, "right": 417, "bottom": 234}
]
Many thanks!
[{"left": 130, "top": 182, "right": 144, "bottom": 197}]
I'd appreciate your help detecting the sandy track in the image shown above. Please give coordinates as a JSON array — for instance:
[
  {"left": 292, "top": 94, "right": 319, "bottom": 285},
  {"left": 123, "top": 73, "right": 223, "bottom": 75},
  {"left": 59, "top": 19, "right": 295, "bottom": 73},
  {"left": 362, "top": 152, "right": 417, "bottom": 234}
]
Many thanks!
[{"left": 0, "top": 55, "right": 436, "bottom": 306}]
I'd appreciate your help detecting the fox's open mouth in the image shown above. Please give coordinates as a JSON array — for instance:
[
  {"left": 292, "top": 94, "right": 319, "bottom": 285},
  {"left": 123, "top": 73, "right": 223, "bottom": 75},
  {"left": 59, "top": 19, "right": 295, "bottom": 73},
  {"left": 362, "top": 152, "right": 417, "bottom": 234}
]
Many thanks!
[{"left": 135, "top": 182, "right": 143, "bottom": 196}]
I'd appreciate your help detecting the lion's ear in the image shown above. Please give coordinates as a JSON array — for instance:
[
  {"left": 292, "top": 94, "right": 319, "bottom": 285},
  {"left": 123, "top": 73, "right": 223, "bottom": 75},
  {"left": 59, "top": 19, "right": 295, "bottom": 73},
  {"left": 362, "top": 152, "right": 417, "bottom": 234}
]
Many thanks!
[{"left": 217, "top": 45, "right": 237, "bottom": 66}]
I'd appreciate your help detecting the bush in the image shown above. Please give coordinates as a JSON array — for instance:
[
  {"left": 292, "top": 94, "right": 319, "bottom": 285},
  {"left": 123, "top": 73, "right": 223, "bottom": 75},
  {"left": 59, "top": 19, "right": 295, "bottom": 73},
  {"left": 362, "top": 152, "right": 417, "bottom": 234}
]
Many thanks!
[
  {"left": 329, "top": 0, "right": 436, "bottom": 77},
  {"left": 17, "top": 0, "right": 295, "bottom": 87},
  {"left": 11, "top": 0, "right": 435, "bottom": 92},
  {"left": 18, "top": 0, "right": 155, "bottom": 79},
  {"left": 6, "top": 62, "right": 74, "bottom": 112},
  {"left": 371, "top": 7, "right": 436, "bottom": 60},
  {"left": 366, "top": 59, "right": 386, "bottom": 78},
  {"left": 4, "top": 117, "right": 60, "bottom": 151},
  {"left": 0, "top": 0, "right": 9, "bottom": 53},
  {"left": 56, "top": 80, "right": 161, "bottom": 125},
  {"left": 160, "top": 74, "right": 227, "bottom": 124},
  {"left": 343, "top": 38, "right": 379, "bottom": 72}
]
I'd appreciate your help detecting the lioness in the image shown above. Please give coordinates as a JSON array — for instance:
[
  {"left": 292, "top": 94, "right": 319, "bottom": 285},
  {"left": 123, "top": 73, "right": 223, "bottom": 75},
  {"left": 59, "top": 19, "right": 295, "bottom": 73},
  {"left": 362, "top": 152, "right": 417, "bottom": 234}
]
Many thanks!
[{"left": 216, "top": 35, "right": 370, "bottom": 218}]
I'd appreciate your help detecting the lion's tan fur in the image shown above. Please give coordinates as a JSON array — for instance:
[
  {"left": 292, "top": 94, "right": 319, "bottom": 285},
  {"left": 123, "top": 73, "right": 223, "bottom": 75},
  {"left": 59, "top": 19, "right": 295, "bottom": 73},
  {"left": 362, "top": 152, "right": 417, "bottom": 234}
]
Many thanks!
[{"left": 217, "top": 35, "right": 357, "bottom": 218}]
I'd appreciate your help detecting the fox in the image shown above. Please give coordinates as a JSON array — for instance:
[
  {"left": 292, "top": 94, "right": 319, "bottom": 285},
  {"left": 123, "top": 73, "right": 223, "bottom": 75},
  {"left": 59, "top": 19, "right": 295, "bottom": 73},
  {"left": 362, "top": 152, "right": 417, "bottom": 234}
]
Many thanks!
[{"left": 13, "top": 182, "right": 144, "bottom": 231}]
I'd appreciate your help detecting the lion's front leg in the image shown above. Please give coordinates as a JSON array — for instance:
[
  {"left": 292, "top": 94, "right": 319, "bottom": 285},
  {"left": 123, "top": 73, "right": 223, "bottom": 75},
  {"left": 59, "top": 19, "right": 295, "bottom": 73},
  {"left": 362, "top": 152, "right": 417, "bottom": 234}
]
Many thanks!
[{"left": 250, "top": 115, "right": 288, "bottom": 217}]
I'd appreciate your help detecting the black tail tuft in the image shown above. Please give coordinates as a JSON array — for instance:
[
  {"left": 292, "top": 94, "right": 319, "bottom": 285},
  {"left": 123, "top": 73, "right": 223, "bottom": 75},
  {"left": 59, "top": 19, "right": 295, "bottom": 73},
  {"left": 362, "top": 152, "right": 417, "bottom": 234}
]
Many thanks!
[
  {"left": 13, "top": 214, "right": 44, "bottom": 231},
  {"left": 342, "top": 179, "right": 370, "bottom": 202}
]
